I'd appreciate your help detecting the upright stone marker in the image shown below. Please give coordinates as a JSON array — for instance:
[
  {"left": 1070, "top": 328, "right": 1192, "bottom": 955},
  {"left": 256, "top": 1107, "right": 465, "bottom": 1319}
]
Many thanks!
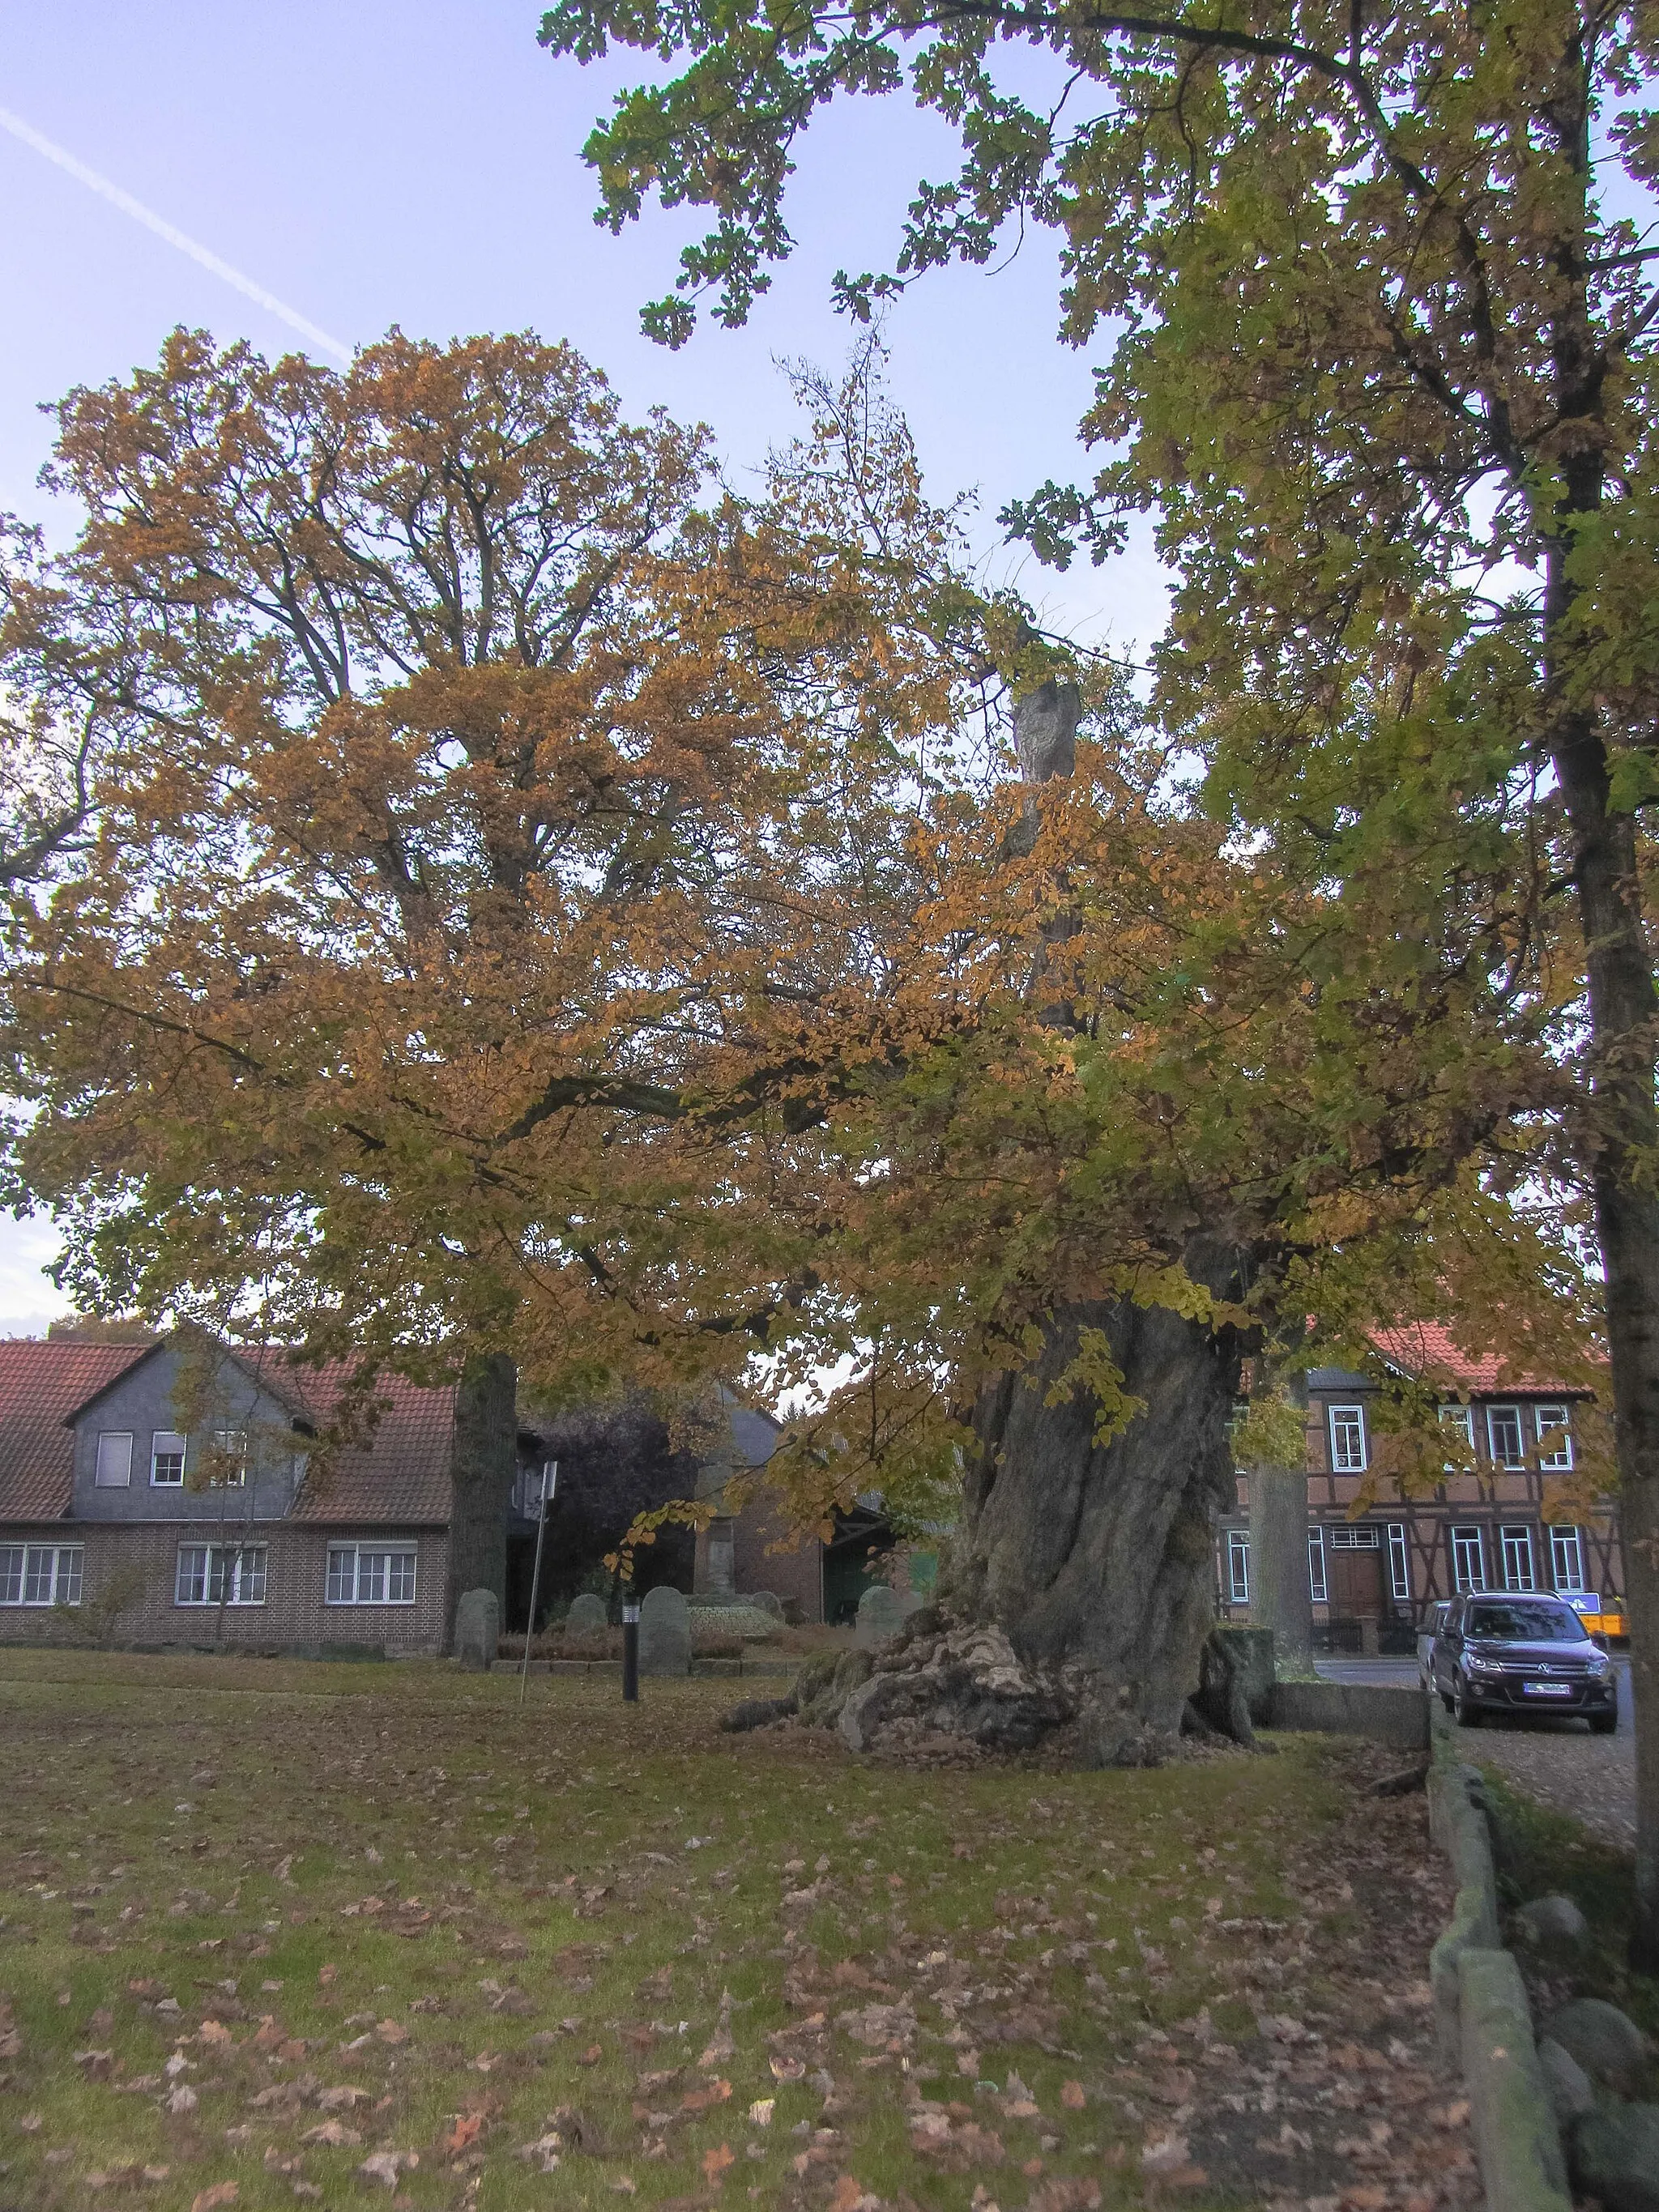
[
  {"left": 455, "top": 1588, "right": 500, "bottom": 1672},
  {"left": 565, "top": 1592, "right": 607, "bottom": 1637},
  {"left": 638, "top": 1584, "right": 691, "bottom": 1675},
  {"left": 747, "top": 1590, "right": 784, "bottom": 1621},
  {"left": 855, "top": 1583, "right": 906, "bottom": 1649}
]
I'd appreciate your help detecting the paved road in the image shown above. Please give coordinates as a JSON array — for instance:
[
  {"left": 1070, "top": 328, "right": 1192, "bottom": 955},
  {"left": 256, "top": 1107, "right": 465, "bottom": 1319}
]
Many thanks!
[{"left": 1315, "top": 1654, "right": 1636, "bottom": 1850}]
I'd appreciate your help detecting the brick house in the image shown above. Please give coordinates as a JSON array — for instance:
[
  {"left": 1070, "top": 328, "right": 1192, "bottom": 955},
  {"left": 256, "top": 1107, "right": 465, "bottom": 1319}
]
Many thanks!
[
  {"left": 0, "top": 1333, "right": 456, "bottom": 1653},
  {"left": 0, "top": 1332, "right": 837, "bottom": 1650},
  {"left": 1218, "top": 1323, "right": 1623, "bottom": 1651}
]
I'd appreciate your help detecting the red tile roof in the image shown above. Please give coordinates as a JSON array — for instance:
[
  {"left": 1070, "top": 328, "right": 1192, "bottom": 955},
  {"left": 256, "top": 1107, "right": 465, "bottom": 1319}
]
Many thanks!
[
  {"left": 0, "top": 1338, "right": 155, "bottom": 1521},
  {"left": 284, "top": 1364, "right": 456, "bottom": 1525},
  {"left": 1370, "top": 1321, "right": 1581, "bottom": 1397}
]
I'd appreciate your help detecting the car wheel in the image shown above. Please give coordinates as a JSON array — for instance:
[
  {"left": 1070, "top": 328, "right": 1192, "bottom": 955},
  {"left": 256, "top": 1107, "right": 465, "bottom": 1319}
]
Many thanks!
[
  {"left": 1452, "top": 1678, "right": 1482, "bottom": 1727},
  {"left": 1589, "top": 1711, "right": 1617, "bottom": 1736}
]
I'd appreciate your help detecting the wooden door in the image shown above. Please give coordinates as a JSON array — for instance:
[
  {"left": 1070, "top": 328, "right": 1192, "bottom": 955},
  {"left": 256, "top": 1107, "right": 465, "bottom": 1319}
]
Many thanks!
[{"left": 1329, "top": 1548, "right": 1384, "bottom": 1619}]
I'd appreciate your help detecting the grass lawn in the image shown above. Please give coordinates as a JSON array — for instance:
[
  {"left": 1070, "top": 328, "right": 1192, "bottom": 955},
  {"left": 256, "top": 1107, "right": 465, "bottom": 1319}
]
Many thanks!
[{"left": 0, "top": 1651, "right": 1477, "bottom": 2212}]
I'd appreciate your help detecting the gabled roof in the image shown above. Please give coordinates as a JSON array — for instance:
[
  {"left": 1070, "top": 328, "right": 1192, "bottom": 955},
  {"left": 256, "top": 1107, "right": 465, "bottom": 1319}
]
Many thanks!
[
  {"left": 1368, "top": 1321, "right": 1584, "bottom": 1398},
  {"left": 63, "top": 1332, "right": 318, "bottom": 1430},
  {"left": 0, "top": 1338, "right": 155, "bottom": 1521},
  {"left": 284, "top": 1365, "right": 456, "bottom": 1525}
]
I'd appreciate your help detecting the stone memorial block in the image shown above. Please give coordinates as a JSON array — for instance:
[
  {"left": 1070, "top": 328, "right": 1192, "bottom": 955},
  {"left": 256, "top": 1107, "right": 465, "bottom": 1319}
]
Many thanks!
[
  {"left": 454, "top": 1587, "right": 500, "bottom": 1672},
  {"left": 638, "top": 1583, "right": 691, "bottom": 1675},
  {"left": 564, "top": 1592, "right": 608, "bottom": 1637},
  {"left": 855, "top": 1583, "right": 906, "bottom": 1649},
  {"left": 746, "top": 1590, "right": 784, "bottom": 1621}
]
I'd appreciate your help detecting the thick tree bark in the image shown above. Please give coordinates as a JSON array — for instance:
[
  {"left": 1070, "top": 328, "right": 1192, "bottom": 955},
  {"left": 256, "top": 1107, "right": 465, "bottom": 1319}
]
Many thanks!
[
  {"left": 1540, "top": 55, "right": 1659, "bottom": 1963},
  {"left": 1248, "top": 1458, "right": 1314, "bottom": 1677},
  {"left": 444, "top": 1352, "right": 518, "bottom": 1652},
  {"left": 946, "top": 1285, "right": 1245, "bottom": 1762}
]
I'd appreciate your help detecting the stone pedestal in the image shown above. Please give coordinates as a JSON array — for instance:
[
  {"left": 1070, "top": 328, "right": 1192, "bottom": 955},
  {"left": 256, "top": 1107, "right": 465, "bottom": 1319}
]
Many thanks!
[
  {"left": 454, "top": 1588, "right": 500, "bottom": 1672},
  {"left": 694, "top": 1515, "right": 737, "bottom": 1605}
]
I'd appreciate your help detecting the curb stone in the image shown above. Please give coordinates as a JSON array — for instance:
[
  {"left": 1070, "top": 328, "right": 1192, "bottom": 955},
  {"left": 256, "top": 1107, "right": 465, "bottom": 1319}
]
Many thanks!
[{"left": 1427, "top": 1702, "right": 1572, "bottom": 2212}]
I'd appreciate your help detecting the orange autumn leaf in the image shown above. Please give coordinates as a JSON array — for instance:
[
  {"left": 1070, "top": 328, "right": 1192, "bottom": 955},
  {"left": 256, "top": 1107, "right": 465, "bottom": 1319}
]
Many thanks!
[{"left": 701, "top": 2143, "right": 736, "bottom": 2186}]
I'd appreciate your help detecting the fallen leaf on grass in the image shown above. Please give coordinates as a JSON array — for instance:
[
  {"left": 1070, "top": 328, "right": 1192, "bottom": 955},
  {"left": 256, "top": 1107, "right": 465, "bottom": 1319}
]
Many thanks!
[
  {"left": 770, "top": 2055, "right": 805, "bottom": 2082},
  {"left": 827, "top": 2176, "right": 881, "bottom": 2212},
  {"left": 356, "top": 2150, "right": 416, "bottom": 2188},
  {"left": 444, "top": 2113, "right": 486, "bottom": 2154},
  {"left": 190, "top": 2188, "right": 239, "bottom": 2212},
  {"left": 702, "top": 2142, "right": 735, "bottom": 2186},
  {"left": 747, "top": 2099, "right": 774, "bottom": 2128},
  {"left": 374, "top": 2019, "right": 407, "bottom": 2044},
  {"left": 316, "top": 2084, "right": 371, "bottom": 2112},
  {"left": 1027, "top": 2182, "right": 1101, "bottom": 2211},
  {"left": 1060, "top": 2081, "right": 1086, "bottom": 2112},
  {"left": 300, "top": 2120, "right": 361, "bottom": 2147},
  {"left": 75, "top": 2047, "right": 115, "bottom": 2077},
  {"left": 682, "top": 2079, "right": 732, "bottom": 2112},
  {"left": 164, "top": 2085, "right": 198, "bottom": 2115}
]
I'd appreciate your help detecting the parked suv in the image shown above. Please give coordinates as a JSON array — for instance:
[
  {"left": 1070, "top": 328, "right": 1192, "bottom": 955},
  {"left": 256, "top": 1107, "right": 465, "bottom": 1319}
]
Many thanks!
[
  {"left": 1417, "top": 1600, "right": 1452, "bottom": 1691},
  {"left": 1432, "top": 1594, "right": 1618, "bottom": 1732}
]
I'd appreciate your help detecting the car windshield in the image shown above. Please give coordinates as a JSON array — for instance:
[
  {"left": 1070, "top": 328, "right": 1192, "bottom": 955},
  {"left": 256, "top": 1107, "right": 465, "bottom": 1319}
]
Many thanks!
[{"left": 1465, "top": 1601, "right": 1583, "bottom": 1643}]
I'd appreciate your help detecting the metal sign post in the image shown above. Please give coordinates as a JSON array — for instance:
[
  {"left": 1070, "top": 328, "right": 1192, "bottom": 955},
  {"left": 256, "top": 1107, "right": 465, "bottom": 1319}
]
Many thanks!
[
  {"left": 518, "top": 1461, "right": 557, "bottom": 1707},
  {"left": 622, "top": 1592, "right": 640, "bottom": 1703}
]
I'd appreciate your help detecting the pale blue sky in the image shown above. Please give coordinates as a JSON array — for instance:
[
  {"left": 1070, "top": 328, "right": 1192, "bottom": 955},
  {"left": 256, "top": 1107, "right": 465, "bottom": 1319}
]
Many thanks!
[{"left": 0, "top": 0, "right": 1168, "bottom": 1332}]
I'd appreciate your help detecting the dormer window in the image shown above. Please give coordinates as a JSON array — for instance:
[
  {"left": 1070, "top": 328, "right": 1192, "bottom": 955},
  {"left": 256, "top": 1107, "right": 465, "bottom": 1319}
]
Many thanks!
[
  {"left": 208, "top": 1430, "right": 248, "bottom": 1485},
  {"left": 94, "top": 1432, "right": 133, "bottom": 1487},
  {"left": 1328, "top": 1404, "right": 1367, "bottom": 1473},
  {"left": 151, "top": 1432, "right": 186, "bottom": 1485}
]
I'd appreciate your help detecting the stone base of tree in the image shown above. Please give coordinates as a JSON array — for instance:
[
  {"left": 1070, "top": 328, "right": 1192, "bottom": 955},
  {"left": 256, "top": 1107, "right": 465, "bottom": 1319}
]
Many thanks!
[{"left": 787, "top": 1609, "right": 1258, "bottom": 1764}]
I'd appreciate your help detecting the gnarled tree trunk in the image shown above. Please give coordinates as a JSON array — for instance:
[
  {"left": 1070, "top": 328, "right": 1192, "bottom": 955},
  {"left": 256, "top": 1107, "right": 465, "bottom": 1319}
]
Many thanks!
[
  {"left": 444, "top": 1351, "right": 518, "bottom": 1652},
  {"left": 799, "top": 1276, "right": 1246, "bottom": 1763}
]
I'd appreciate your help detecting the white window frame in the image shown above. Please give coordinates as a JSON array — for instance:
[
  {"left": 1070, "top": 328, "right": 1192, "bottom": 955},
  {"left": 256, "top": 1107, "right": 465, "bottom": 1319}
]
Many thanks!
[
  {"left": 1328, "top": 1524, "right": 1380, "bottom": 1548},
  {"left": 150, "top": 1430, "right": 186, "bottom": 1486},
  {"left": 174, "top": 1544, "right": 267, "bottom": 1607},
  {"left": 1387, "top": 1523, "right": 1412, "bottom": 1604},
  {"left": 1499, "top": 1524, "right": 1536, "bottom": 1591},
  {"left": 325, "top": 1544, "right": 417, "bottom": 1606},
  {"left": 1328, "top": 1404, "right": 1368, "bottom": 1473},
  {"left": 95, "top": 1431, "right": 134, "bottom": 1488},
  {"left": 1439, "top": 1404, "right": 1474, "bottom": 1468},
  {"left": 1226, "top": 1528, "right": 1250, "bottom": 1605},
  {"left": 208, "top": 1429, "right": 249, "bottom": 1486},
  {"left": 1549, "top": 1525, "right": 1587, "bottom": 1594},
  {"left": 1451, "top": 1524, "right": 1487, "bottom": 1593},
  {"left": 1534, "top": 1404, "right": 1573, "bottom": 1472},
  {"left": 1307, "top": 1524, "right": 1328, "bottom": 1604},
  {"left": 0, "top": 1543, "right": 84, "bottom": 1606},
  {"left": 1486, "top": 1404, "right": 1525, "bottom": 1469}
]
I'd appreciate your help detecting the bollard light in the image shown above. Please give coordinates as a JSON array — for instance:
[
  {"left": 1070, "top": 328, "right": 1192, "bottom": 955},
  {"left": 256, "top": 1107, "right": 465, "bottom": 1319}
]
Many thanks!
[{"left": 622, "top": 1592, "right": 640, "bottom": 1703}]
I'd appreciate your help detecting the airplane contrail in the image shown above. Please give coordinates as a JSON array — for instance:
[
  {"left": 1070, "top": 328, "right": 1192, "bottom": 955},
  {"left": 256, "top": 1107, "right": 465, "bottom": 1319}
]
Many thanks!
[{"left": 0, "top": 103, "right": 352, "bottom": 364}]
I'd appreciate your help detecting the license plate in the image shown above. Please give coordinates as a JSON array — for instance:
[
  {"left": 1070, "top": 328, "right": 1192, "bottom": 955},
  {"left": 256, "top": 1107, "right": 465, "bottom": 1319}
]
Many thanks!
[{"left": 1521, "top": 1682, "right": 1572, "bottom": 1698}]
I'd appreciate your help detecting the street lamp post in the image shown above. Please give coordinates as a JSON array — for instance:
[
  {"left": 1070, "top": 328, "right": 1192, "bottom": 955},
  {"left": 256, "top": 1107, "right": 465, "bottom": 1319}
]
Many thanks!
[{"left": 517, "top": 1461, "right": 557, "bottom": 1708}]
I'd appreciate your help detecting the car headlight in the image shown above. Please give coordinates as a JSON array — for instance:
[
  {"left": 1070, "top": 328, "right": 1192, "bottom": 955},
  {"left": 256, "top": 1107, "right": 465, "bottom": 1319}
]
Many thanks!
[
  {"left": 1587, "top": 1654, "right": 1612, "bottom": 1677},
  {"left": 1466, "top": 1655, "right": 1505, "bottom": 1676}
]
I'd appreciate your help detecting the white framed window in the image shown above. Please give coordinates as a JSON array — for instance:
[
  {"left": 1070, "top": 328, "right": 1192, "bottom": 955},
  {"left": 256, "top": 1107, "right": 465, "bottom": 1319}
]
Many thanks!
[
  {"left": 150, "top": 1431, "right": 186, "bottom": 1486},
  {"left": 0, "top": 1544, "right": 83, "bottom": 1606},
  {"left": 1328, "top": 1404, "right": 1367, "bottom": 1473},
  {"left": 1486, "top": 1404, "right": 1525, "bottom": 1468},
  {"left": 174, "top": 1544, "right": 267, "bottom": 1606},
  {"left": 1499, "top": 1524, "right": 1536, "bottom": 1591},
  {"left": 1387, "top": 1523, "right": 1412, "bottom": 1603},
  {"left": 1549, "top": 1525, "right": 1587, "bottom": 1594},
  {"left": 1452, "top": 1524, "right": 1487, "bottom": 1592},
  {"left": 1534, "top": 1405, "right": 1573, "bottom": 1472},
  {"left": 95, "top": 1431, "right": 134, "bottom": 1487},
  {"left": 1439, "top": 1404, "right": 1474, "bottom": 1468},
  {"left": 1226, "top": 1528, "right": 1250, "bottom": 1605},
  {"left": 326, "top": 1545, "right": 416, "bottom": 1605},
  {"left": 208, "top": 1430, "right": 248, "bottom": 1486},
  {"left": 1307, "top": 1524, "right": 1328, "bottom": 1604},
  {"left": 1329, "top": 1524, "right": 1380, "bottom": 1548}
]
